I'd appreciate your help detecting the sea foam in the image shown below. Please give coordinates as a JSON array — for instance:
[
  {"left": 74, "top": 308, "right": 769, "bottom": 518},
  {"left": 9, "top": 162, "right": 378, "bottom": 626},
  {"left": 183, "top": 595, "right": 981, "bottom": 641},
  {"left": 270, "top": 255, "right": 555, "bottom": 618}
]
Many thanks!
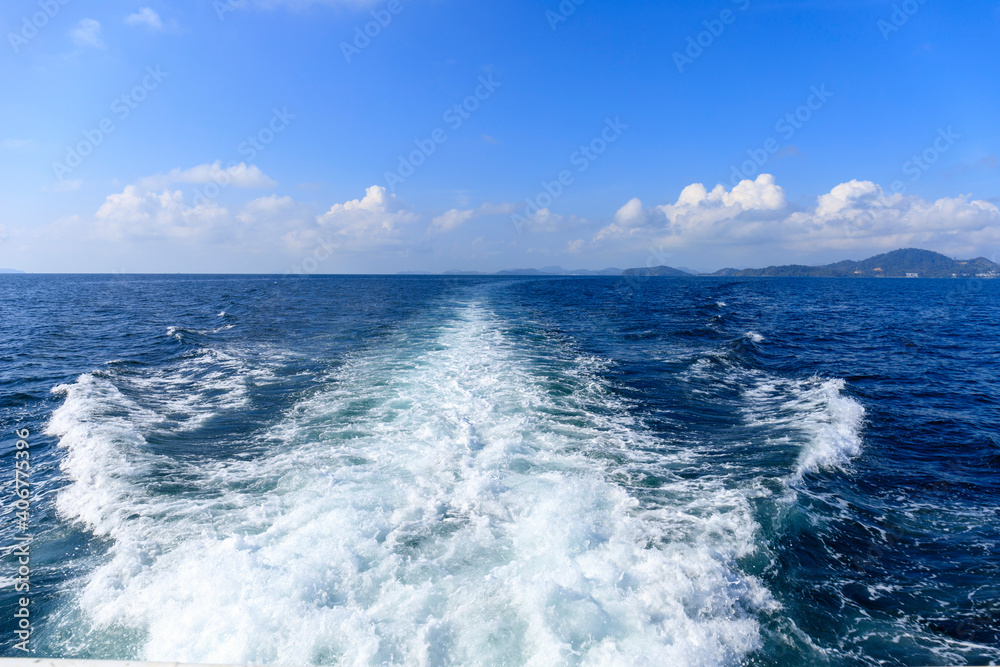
[{"left": 47, "top": 303, "right": 771, "bottom": 666}]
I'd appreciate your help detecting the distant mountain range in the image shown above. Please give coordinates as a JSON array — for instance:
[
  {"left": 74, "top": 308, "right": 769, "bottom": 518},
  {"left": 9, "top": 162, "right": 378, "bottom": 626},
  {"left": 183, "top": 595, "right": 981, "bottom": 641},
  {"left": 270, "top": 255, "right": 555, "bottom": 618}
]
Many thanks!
[
  {"left": 423, "top": 249, "right": 1000, "bottom": 278},
  {"left": 707, "top": 249, "right": 999, "bottom": 278},
  {"left": 0, "top": 269, "right": 25, "bottom": 274},
  {"left": 621, "top": 265, "right": 692, "bottom": 277},
  {"left": 435, "top": 266, "right": 623, "bottom": 276}
]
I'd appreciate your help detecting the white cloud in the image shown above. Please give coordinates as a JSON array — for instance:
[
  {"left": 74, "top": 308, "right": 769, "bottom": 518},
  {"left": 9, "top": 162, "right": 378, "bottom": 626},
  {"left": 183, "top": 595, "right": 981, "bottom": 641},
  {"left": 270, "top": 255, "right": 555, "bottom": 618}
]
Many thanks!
[
  {"left": 783, "top": 182, "right": 1000, "bottom": 253},
  {"left": 656, "top": 173, "right": 786, "bottom": 225},
  {"left": 814, "top": 179, "right": 882, "bottom": 218},
  {"left": 597, "top": 174, "right": 1000, "bottom": 260},
  {"left": 430, "top": 202, "right": 516, "bottom": 233},
  {"left": 527, "top": 208, "right": 564, "bottom": 230},
  {"left": 93, "top": 188, "right": 317, "bottom": 247},
  {"left": 314, "top": 185, "right": 417, "bottom": 251},
  {"left": 513, "top": 207, "right": 588, "bottom": 234},
  {"left": 125, "top": 8, "right": 163, "bottom": 30},
  {"left": 431, "top": 209, "right": 475, "bottom": 234},
  {"left": 237, "top": 194, "right": 301, "bottom": 223},
  {"left": 91, "top": 164, "right": 278, "bottom": 243},
  {"left": 88, "top": 174, "right": 422, "bottom": 261},
  {"left": 597, "top": 174, "right": 787, "bottom": 243},
  {"left": 71, "top": 19, "right": 105, "bottom": 49},
  {"left": 95, "top": 186, "right": 230, "bottom": 242},
  {"left": 614, "top": 197, "right": 646, "bottom": 227},
  {"left": 137, "top": 162, "right": 277, "bottom": 190}
]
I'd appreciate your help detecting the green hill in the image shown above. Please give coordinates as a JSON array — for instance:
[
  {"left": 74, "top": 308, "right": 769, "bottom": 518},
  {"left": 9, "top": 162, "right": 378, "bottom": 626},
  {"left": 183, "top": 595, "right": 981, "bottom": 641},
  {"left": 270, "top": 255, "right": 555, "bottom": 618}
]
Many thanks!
[
  {"left": 621, "top": 265, "right": 693, "bottom": 277},
  {"left": 709, "top": 249, "right": 999, "bottom": 278}
]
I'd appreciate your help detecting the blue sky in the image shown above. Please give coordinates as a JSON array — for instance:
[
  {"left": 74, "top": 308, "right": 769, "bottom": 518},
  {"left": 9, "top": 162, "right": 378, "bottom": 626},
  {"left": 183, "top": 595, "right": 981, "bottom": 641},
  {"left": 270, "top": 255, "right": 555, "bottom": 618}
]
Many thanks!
[{"left": 1, "top": 0, "right": 998, "bottom": 273}]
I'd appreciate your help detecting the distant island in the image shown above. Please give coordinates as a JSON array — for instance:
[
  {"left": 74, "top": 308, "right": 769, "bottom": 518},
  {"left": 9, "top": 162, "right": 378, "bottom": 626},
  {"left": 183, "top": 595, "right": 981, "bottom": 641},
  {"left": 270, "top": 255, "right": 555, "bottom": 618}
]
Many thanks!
[
  {"left": 623, "top": 249, "right": 999, "bottom": 279},
  {"left": 425, "top": 249, "right": 1000, "bottom": 278},
  {"left": 433, "top": 266, "right": 623, "bottom": 276},
  {"left": 710, "top": 249, "right": 999, "bottom": 278},
  {"left": 0, "top": 269, "right": 25, "bottom": 274},
  {"left": 620, "top": 265, "right": 692, "bottom": 277}
]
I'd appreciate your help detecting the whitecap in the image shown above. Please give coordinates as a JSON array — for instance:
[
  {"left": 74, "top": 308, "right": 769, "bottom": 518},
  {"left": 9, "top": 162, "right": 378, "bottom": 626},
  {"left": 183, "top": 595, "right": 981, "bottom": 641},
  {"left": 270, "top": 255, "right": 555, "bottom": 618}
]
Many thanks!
[{"left": 48, "top": 303, "right": 773, "bottom": 666}]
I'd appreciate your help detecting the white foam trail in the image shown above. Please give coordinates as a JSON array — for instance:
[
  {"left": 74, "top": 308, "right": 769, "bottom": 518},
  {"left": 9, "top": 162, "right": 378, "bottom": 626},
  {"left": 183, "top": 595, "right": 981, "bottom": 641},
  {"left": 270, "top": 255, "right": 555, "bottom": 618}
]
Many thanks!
[
  {"left": 745, "top": 331, "right": 764, "bottom": 343},
  {"left": 48, "top": 304, "right": 772, "bottom": 666},
  {"left": 743, "top": 377, "right": 865, "bottom": 478},
  {"left": 48, "top": 374, "right": 161, "bottom": 536}
]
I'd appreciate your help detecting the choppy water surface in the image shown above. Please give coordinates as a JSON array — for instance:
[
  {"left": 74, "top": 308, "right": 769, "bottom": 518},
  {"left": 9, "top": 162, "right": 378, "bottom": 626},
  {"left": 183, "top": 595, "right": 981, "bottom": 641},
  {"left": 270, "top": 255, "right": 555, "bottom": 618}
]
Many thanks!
[{"left": 1, "top": 275, "right": 997, "bottom": 666}]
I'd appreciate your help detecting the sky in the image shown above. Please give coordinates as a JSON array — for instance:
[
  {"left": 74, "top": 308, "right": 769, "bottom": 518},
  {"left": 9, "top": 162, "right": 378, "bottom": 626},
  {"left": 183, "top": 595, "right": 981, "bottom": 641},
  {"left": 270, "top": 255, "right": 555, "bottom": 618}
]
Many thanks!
[{"left": 1, "top": 0, "right": 998, "bottom": 274}]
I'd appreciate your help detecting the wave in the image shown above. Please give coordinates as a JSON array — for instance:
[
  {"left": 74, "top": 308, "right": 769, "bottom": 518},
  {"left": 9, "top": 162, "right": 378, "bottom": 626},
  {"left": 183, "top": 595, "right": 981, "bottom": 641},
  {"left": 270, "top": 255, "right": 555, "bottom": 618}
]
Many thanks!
[
  {"left": 46, "top": 303, "right": 772, "bottom": 666},
  {"left": 680, "top": 339, "right": 865, "bottom": 481},
  {"left": 743, "top": 376, "right": 865, "bottom": 479}
]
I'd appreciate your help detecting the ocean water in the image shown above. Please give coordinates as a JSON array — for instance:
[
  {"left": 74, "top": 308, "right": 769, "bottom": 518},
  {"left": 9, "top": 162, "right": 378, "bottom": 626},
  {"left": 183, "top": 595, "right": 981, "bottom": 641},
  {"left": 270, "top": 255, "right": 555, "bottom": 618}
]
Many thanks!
[{"left": 0, "top": 274, "right": 997, "bottom": 666}]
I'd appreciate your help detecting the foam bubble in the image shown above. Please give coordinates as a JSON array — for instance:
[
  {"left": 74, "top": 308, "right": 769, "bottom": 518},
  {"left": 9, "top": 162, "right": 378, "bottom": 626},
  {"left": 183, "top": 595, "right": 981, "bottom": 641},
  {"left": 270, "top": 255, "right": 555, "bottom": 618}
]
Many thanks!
[
  {"left": 744, "top": 376, "right": 865, "bottom": 478},
  {"left": 48, "top": 303, "right": 772, "bottom": 666}
]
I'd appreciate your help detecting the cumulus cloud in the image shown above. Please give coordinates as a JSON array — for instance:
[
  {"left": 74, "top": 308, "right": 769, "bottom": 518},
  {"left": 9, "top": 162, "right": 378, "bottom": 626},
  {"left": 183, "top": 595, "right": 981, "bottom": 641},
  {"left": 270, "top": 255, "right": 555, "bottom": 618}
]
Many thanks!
[
  {"left": 814, "top": 179, "right": 882, "bottom": 218},
  {"left": 614, "top": 197, "right": 646, "bottom": 227},
  {"left": 95, "top": 186, "right": 230, "bottom": 242},
  {"left": 89, "top": 175, "right": 423, "bottom": 262},
  {"left": 657, "top": 173, "right": 786, "bottom": 223},
  {"left": 313, "top": 185, "right": 417, "bottom": 250},
  {"left": 125, "top": 8, "right": 163, "bottom": 30},
  {"left": 137, "top": 162, "right": 276, "bottom": 191},
  {"left": 597, "top": 174, "right": 787, "bottom": 242},
  {"left": 70, "top": 19, "right": 105, "bottom": 49},
  {"left": 430, "top": 202, "right": 516, "bottom": 234},
  {"left": 431, "top": 209, "right": 476, "bottom": 234},
  {"left": 92, "top": 164, "right": 279, "bottom": 243},
  {"left": 784, "top": 182, "right": 1000, "bottom": 253},
  {"left": 597, "top": 174, "right": 1000, "bottom": 259}
]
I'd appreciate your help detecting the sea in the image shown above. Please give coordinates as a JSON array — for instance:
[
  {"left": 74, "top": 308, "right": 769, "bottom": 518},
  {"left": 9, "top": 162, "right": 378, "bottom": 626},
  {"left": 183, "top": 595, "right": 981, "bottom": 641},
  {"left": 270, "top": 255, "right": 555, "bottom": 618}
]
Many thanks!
[{"left": 0, "top": 274, "right": 997, "bottom": 666}]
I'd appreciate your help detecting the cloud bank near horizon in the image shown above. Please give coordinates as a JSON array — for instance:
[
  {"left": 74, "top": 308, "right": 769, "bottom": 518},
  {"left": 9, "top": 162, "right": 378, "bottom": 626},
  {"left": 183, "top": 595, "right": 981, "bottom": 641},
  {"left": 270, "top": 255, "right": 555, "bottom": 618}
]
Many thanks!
[
  {"left": 596, "top": 174, "right": 1000, "bottom": 265},
  {"left": 16, "top": 167, "right": 997, "bottom": 273}
]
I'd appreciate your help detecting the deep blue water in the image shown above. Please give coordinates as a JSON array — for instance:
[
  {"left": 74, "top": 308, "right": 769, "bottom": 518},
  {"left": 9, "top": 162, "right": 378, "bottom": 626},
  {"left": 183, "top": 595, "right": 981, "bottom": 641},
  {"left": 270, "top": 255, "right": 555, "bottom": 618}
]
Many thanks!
[{"left": 0, "top": 274, "right": 997, "bottom": 666}]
